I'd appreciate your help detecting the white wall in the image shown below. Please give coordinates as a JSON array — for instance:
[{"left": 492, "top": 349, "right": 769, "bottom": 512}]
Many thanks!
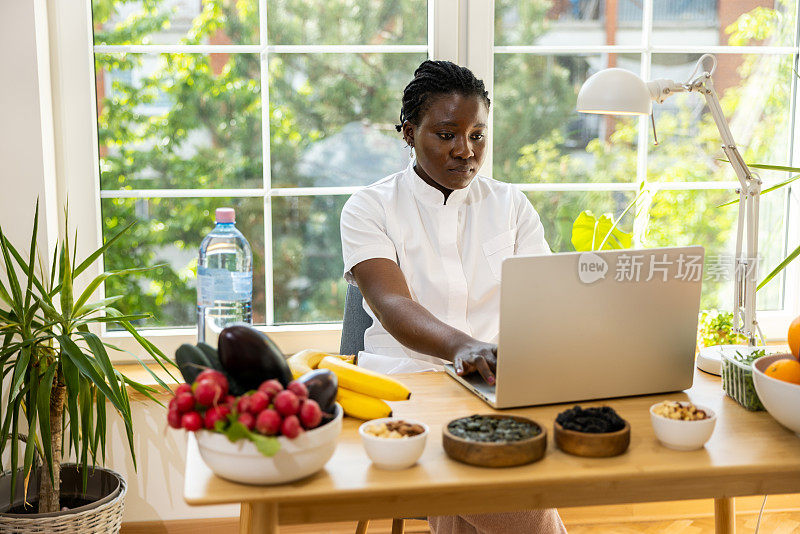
[
  {"left": 0, "top": 0, "right": 230, "bottom": 524},
  {"left": 0, "top": 0, "right": 58, "bottom": 255},
  {"left": 106, "top": 401, "right": 238, "bottom": 522}
]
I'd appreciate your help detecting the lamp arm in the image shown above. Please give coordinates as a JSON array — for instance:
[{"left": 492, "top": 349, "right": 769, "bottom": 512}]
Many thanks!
[
  {"left": 644, "top": 63, "right": 762, "bottom": 344},
  {"left": 694, "top": 75, "right": 762, "bottom": 345}
]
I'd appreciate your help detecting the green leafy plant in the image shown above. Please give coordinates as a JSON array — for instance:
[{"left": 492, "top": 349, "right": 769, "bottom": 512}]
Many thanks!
[
  {"left": 697, "top": 310, "right": 747, "bottom": 348},
  {"left": 571, "top": 184, "right": 651, "bottom": 252},
  {"left": 0, "top": 202, "right": 175, "bottom": 513}
]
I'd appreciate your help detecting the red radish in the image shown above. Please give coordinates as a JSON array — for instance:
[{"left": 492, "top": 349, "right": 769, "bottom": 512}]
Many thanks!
[
  {"left": 299, "top": 399, "right": 322, "bottom": 429},
  {"left": 258, "top": 379, "right": 283, "bottom": 397},
  {"left": 181, "top": 412, "right": 202, "bottom": 432},
  {"left": 237, "top": 412, "right": 256, "bottom": 431},
  {"left": 281, "top": 415, "right": 304, "bottom": 439},
  {"left": 255, "top": 409, "right": 282, "bottom": 436},
  {"left": 168, "top": 397, "right": 179, "bottom": 412},
  {"left": 195, "top": 369, "right": 229, "bottom": 397},
  {"left": 175, "top": 392, "right": 195, "bottom": 413},
  {"left": 195, "top": 379, "right": 223, "bottom": 407},
  {"left": 273, "top": 390, "right": 300, "bottom": 416},
  {"left": 175, "top": 383, "right": 192, "bottom": 396},
  {"left": 224, "top": 395, "right": 236, "bottom": 408},
  {"left": 287, "top": 381, "right": 309, "bottom": 401},
  {"left": 204, "top": 405, "right": 231, "bottom": 430},
  {"left": 247, "top": 391, "right": 269, "bottom": 414},
  {"left": 167, "top": 409, "right": 182, "bottom": 429},
  {"left": 236, "top": 395, "right": 252, "bottom": 414}
]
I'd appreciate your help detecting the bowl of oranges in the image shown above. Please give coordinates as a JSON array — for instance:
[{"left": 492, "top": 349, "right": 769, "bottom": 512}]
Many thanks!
[{"left": 752, "top": 317, "right": 800, "bottom": 436}]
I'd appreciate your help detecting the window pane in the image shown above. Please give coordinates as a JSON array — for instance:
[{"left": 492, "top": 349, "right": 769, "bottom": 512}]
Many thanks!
[
  {"left": 647, "top": 53, "right": 793, "bottom": 183},
  {"left": 493, "top": 54, "right": 640, "bottom": 184},
  {"left": 92, "top": 0, "right": 259, "bottom": 46},
  {"left": 755, "top": 187, "right": 789, "bottom": 311},
  {"left": 267, "top": 0, "right": 427, "bottom": 45},
  {"left": 102, "top": 197, "right": 265, "bottom": 329},
  {"left": 495, "top": 0, "right": 643, "bottom": 47},
  {"left": 272, "top": 195, "right": 347, "bottom": 324},
  {"left": 96, "top": 53, "right": 262, "bottom": 191},
  {"left": 645, "top": 188, "right": 785, "bottom": 311},
  {"left": 524, "top": 190, "right": 637, "bottom": 253},
  {"left": 651, "top": 0, "right": 798, "bottom": 47},
  {"left": 268, "top": 53, "right": 426, "bottom": 188}
]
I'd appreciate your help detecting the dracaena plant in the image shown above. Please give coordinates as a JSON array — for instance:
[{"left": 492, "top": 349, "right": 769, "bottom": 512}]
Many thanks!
[{"left": 0, "top": 202, "right": 176, "bottom": 513}]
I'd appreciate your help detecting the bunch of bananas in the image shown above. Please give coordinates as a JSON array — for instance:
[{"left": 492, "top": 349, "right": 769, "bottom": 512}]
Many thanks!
[{"left": 287, "top": 350, "right": 411, "bottom": 420}]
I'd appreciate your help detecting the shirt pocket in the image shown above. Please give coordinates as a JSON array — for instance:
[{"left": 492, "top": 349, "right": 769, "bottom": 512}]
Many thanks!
[{"left": 482, "top": 229, "right": 516, "bottom": 281}]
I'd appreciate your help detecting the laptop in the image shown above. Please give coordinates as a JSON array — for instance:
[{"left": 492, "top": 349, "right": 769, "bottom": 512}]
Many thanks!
[{"left": 445, "top": 246, "right": 705, "bottom": 408}]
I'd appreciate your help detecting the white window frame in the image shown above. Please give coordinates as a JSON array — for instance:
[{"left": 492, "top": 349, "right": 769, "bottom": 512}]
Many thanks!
[{"left": 42, "top": 0, "right": 800, "bottom": 362}]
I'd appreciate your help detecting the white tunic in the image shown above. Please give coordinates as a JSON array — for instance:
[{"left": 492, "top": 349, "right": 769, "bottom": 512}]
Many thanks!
[{"left": 340, "top": 160, "right": 551, "bottom": 373}]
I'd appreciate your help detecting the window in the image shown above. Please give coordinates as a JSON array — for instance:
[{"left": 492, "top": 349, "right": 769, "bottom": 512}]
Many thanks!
[
  {"left": 49, "top": 0, "right": 800, "bottom": 358},
  {"left": 491, "top": 0, "right": 800, "bottom": 338}
]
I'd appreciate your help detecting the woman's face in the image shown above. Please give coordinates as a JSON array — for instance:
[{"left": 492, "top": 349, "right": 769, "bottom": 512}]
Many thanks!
[{"left": 403, "top": 92, "right": 489, "bottom": 196}]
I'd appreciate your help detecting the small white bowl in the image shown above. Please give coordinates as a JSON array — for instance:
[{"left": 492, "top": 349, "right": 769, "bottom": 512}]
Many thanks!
[
  {"left": 753, "top": 353, "right": 800, "bottom": 436},
  {"left": 196, "top": 403, "right": 343, "bottom": 485},
  {"left": 649, "top": 402, "right": 717, "bottom": 451},
  {"left": 359, "top": 417, "right": 429, "bottom": 470}
]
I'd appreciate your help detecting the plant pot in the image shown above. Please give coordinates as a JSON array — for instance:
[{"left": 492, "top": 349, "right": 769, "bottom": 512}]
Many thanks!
[{"left": 0, "top": 463, "right": 126, "bottom": 533}]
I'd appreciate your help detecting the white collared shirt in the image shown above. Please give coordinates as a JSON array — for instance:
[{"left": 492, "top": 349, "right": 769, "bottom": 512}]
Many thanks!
[{"left": 340, "top": 160, "right": 551, "bottom": 373}]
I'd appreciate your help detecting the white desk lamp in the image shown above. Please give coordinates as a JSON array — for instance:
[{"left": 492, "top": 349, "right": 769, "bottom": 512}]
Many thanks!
[{"left": 576, "top": 54, "right": 763, "bottom": 373}]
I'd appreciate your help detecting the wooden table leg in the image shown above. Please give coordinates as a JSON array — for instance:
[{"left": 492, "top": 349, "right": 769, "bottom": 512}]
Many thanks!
[
  {"left": 355, "top": 520, "right": 370, "bottom": 534},
  {"left": 240, "top": 502, "right": 279, "bottom": 534},
  {"left": 714, "top": 497, "right": 735, "bottom": 534},
  {"left": 240, "top": 503, "right": 253, "bottom": 534},
  {"left": 391, "top": 518, "right": 404, "bottom": 534}
]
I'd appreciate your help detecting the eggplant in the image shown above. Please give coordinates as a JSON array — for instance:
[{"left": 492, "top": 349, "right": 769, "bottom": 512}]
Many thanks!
[
  {"left": 218, "top": 325, "right": 293, "bottom": 390},
  {"left": 297, "top": 369, "right": 338, "bottom": 414},
  {"left": 175, "top": 344, "right": 211, "bottom": 384}
]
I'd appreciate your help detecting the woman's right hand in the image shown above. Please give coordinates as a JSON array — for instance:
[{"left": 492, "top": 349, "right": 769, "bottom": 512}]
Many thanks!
[{"left": 453, "top": 340, "right": 498, "bottom": 385}]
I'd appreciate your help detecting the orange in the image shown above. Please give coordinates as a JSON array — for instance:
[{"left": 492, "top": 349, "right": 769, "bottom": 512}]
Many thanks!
[
  {"left": 789, "top": 315, "right": 800, "bottom": 359},
  {"left": 765, "top": 359, "right": 800, "bottom": 385}
]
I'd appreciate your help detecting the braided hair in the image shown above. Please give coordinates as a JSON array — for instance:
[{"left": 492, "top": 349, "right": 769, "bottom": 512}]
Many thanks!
[{"left": 395, "top": 60, "right": 491, "bottom": 134}]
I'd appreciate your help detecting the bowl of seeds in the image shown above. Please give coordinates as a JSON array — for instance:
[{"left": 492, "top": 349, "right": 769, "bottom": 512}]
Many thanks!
[
  {"left": 359, "top": 418, "right": 429, "bottom": 470},
  {"left": 554, "top": 406, "right": 630, "bottom": 458},
  {"left": 442, "top": 414, "right": 546, "bottom": 467},
  {"left": 650, "top": 400, "right": 716, "bottom": 451}
]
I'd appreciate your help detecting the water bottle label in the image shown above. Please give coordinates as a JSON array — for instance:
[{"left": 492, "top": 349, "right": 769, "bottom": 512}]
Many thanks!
[{"left": 197, "top": 267, "right": 253, "bottom": 305}]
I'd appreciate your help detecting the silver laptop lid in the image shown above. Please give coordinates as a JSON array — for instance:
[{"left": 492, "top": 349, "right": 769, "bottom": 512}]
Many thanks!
[{"left": 494, "top": 246, "right": 704, "bottom": 408}]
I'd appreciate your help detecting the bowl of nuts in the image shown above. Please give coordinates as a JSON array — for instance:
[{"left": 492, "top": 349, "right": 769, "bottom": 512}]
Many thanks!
[
  {"left": 650, "top": 400, "right": 716, "bottom": 451},
  {"left": 359, "top": 418, "right": 429, "bottom": 470}
]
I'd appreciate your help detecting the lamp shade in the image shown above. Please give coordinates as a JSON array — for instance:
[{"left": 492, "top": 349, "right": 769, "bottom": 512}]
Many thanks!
[{"left": 576, "top": 68, "right": 651, "bottom": 115}]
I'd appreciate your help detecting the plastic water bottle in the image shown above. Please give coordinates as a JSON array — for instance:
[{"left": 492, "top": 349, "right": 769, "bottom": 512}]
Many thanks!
[{"left": 197, "top": 208, "right": 253, "bottom": 344}]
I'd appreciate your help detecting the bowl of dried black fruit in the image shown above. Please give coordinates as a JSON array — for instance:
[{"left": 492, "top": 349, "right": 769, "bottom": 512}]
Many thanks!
[
  {"left": 442, "top": 414, "right": 546, "bottom": 467},
  {"left": 554, "top": 406, "right": 630, "bottom": 458}
]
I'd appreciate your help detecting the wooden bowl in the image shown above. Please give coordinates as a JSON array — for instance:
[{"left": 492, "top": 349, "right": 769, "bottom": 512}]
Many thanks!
[
  {"left": 554, "top": 420, "right": 630, "bottom": 458},
  {"left": 442, "top": 414, "right": 547, "bottom": 468}
]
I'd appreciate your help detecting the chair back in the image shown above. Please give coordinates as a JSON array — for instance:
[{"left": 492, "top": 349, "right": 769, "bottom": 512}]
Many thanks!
[{"left": 339, "top": 284, "right": 372, "bottom": 356}]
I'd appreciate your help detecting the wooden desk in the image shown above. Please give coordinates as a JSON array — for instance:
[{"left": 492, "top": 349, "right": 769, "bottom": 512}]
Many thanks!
[{"left": 184, "top": 370, "right": 800, "bottom": 533}]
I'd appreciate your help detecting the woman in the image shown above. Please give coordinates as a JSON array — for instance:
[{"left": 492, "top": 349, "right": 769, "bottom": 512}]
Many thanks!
[{"left": 340, "top": 60, "right": 566, "bottom": 534}]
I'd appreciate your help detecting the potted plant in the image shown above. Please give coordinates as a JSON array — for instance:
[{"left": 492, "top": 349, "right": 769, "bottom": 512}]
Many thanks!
[{"left": 0, "top": 203, "right": 175, "bottom": 532}]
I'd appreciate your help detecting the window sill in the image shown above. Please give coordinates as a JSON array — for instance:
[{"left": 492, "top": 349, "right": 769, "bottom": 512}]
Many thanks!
[{"left": 105, "top": 323, "right": 344, "bottom": 364}]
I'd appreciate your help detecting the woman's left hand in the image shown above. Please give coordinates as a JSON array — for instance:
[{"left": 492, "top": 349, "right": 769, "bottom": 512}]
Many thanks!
[{"left": 453, "top": 340, "right": 497, "bottom": 385}]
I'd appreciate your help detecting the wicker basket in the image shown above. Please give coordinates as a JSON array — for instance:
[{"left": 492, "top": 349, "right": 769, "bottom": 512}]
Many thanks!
[{"left": 0, "top": 465, "right": 126, "bottom": 534}]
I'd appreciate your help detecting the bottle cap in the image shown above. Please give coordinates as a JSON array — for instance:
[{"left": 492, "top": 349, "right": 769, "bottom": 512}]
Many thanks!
[{"left": 215, "top": 208, "right": 235, "bottom": 223}]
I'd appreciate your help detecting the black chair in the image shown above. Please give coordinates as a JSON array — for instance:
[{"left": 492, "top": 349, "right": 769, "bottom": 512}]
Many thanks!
[
  {"left": 340, "top": 284, "right": 372, "bottom": 356},
  {"left": 341, "top": 285, "right": 408, "bottom": 534}
]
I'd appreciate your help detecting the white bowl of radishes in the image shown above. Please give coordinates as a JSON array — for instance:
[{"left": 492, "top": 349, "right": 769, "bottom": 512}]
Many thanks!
[{"left": 168, "top": 369, "right": 342, "bottom": 485}]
